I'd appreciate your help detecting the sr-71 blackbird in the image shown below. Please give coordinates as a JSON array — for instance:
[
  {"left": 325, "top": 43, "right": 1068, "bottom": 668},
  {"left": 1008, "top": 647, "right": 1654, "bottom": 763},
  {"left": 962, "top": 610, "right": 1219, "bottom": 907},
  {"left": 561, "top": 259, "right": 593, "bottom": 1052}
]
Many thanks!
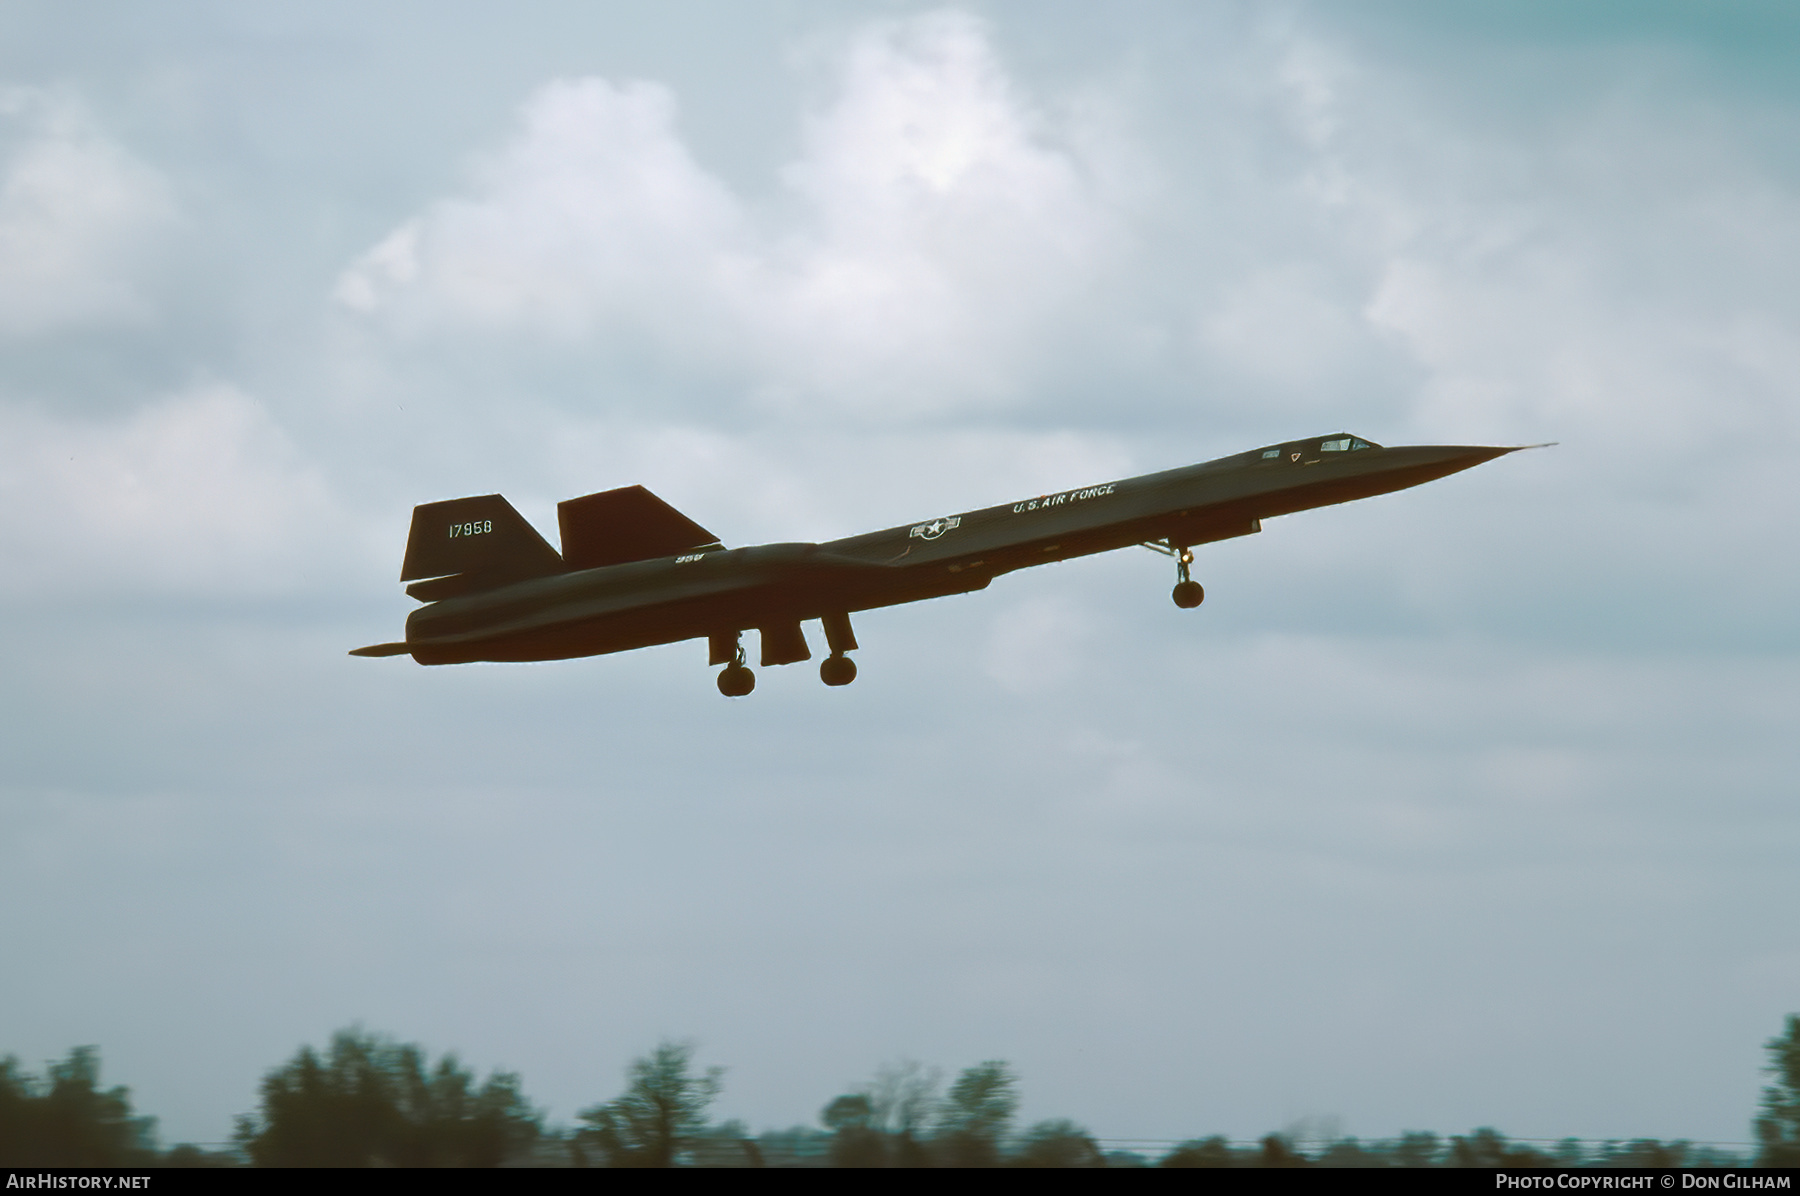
[{"left": 352, "top": 433, "right": 1534, "bottom": 695}]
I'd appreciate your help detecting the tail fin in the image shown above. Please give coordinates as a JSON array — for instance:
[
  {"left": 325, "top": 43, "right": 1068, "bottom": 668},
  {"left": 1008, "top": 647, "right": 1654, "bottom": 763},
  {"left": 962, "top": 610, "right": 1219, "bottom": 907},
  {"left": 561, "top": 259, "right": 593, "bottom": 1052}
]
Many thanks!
[
  {"left": 401, "top": 495, "right": 563, "bottom": 600},
  {"left": 557, "top": 485, "right": 721, "bottom": 570}
]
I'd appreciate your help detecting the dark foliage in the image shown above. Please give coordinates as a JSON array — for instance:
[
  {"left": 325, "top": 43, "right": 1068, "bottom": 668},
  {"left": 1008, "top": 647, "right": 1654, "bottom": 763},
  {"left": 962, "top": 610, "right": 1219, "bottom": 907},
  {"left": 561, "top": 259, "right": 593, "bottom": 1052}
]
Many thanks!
[
  {"left": 576, "top": 1040, "right": 723, "bottom": 1167},
  {"left": 1151, "top": 1129, "right": 1734, "bottom": 1170},
  {"left": 1592, "top": 1139, "right": 1690, "bottom": 1167},
  {"left": 7, "top": 1020, "right": 1787, "bottom": 1168},
  {"left": 234, "top": 1028, "right": 539, "bottom": 1166},
  {"left": 1758, "top": 1013, "right": 1800, "bottom": 1167},
  {"left": 1392, "top": 1130, "right": 1443, "bottom": 1167},
  {"left": 818, "top": 1059, "right": 941, "bottom": 1167},
  {"left": 1161, "top": 1135, "right": 1237, "bottom": 1167},
  {"left": 162, "top": 1142, "right": 238, "bottom": 1167},
  {"left": 0, "top": 1047, "right": 156, "bottom": 1166},
  {"left": 933, "top": 1060, "right": 1018, "bottom": 1167},
  {"left": 821, "top": 1092, "right": 887, "bottom": 1167},
  {"left": 1314, "top": 1136, "right": 1387, "bottom": 1167},
  {"left": 1011, "top": 1119, "right": 1104, "bottom": 1167}
]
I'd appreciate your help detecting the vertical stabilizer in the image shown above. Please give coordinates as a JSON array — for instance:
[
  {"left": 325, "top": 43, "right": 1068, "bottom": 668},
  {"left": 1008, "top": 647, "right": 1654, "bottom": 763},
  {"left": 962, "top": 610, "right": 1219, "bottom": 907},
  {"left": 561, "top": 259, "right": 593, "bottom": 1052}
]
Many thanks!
[
  {"left": 401, "top": 495, "right": 564, "bottom": 599},
  {"left": 557, "top": 485, "right": 721, "bottom": 570}
]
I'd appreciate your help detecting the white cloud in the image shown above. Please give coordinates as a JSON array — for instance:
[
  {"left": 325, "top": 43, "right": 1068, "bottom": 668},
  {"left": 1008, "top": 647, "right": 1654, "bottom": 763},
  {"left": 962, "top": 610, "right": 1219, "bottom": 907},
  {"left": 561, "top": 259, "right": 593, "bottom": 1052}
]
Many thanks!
[
  {"left": 1264, "top": 38, "right": 1800, "bottom": 458},
  {"left": 532, "top": 418, "right": 1135, "bottom": 545},
  {"left": 0, "top": 88, "right": 174, "bottom": 336},
  {"left": 334, "top": 76, "right": 744, "bottom": 342},
  {"left": 335, "top": 11, "right": 1126, "bottom": 421},
  {"left": 0, "top": 385, "right": 340, "bottom": 598}
]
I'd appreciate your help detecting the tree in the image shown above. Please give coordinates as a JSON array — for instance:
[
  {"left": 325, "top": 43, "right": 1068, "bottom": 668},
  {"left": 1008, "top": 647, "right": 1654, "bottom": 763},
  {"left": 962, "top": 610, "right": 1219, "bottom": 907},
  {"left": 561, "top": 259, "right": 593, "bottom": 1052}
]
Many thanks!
[
  {"left": 747, "top": 1124, "right": 832, "bottom": 1167},
  {"left": 1258, "top": 1133, "right": 1310, "bottom": 1167},
  {"left": 1447, "top": 1127, "right": 1551, "bottom": 1168},
  {"left": 1315, "top": 1137, "right": 1384, "bottom": 1167},
  {"left": 0, "top": 1047, "right": 156, "bottom": 1166},
  {"left": 1597, "top": 1140, "right": 1689, "bottom": 1168},
  {"left": 234, "top": 1028, "right": 539, "bottom": 1166},
  {"left": 934, "top": 1060, "right": 1017, "bottom": 1167},
  {"left": 868, "top": 1059, "right": 940, "bottom": 1167},
  {"left": 577, "top": 1040, "right": 723, "bottom": 1167},
  {"left": 818, "top": 1060, "right": 941, "bottom": 1167},
  {"left": 1160, "top": 1135, "right": 1236, "bottom": 1167},
  {"left": 1392, "top": 1131, "right": 1443, "bottom": 1168},
  {"left": 1757, "top": 1013, "right": 1800, "bottom": 1167},
  {"left": 1011, "top": 1119, "right": 1104, "bottom": 1167},
  {"left": 821, "top": 1092, "right": 887, "bottom": 1167}
]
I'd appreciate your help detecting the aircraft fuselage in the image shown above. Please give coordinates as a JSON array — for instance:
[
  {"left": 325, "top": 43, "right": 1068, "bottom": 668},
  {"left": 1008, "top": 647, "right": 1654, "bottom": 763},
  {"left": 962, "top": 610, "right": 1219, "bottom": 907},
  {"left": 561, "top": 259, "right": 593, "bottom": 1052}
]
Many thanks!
[{"left": 355, "top": 434, "right": 1527, "bottom": 689}]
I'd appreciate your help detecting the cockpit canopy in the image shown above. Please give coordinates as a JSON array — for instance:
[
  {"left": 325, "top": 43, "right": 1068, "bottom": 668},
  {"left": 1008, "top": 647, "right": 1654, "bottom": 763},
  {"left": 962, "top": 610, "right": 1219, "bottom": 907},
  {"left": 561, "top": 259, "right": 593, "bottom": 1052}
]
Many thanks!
[{"left": 1257, "top": 433, "right": 1380, "bottom": 460}]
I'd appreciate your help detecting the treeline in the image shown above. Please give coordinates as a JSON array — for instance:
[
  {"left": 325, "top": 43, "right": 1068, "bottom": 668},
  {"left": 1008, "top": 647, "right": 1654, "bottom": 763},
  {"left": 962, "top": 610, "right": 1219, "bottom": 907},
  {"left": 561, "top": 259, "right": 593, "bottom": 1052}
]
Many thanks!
[
  {"left": 3, "top": 1015, "right": 1797, "bottom": 1167},
  {"left": 0, "top": 1047, "right": 156, "bottom": 1166}
]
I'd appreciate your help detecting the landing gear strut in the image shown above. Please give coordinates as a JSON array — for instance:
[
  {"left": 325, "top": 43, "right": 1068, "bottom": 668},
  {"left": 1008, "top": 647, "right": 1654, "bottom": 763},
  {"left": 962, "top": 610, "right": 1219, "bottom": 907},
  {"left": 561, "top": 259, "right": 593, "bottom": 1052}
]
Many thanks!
[
  {"left": 1145, "top": 539, "right": 1205, "bottom": 608},
  {"left": 710, "top": 617, "right": 861, "bottom": 694},
  {"left": 1172, "top": 546, "right": 1204, "bottom": 609},
  {"left": 819, "top": 611, "right": 858, "bottom": 687}
]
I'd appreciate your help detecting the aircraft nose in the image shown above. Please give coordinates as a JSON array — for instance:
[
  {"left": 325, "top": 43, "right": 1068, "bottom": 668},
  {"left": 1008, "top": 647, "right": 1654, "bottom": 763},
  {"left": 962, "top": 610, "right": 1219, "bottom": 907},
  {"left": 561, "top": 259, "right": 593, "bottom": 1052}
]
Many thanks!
[
  {"left": 1424, "top": 443, "right": 1531, "bottom": 462},
  {"left": 1366, "top": 442, "right": 1545, "bottom": 488},
  {"left": 1444, "top": 442, "right": 1554, "bottom": 470},
  {"left": 1452, "top": 444, "right": 1524, "bottom": 466}
]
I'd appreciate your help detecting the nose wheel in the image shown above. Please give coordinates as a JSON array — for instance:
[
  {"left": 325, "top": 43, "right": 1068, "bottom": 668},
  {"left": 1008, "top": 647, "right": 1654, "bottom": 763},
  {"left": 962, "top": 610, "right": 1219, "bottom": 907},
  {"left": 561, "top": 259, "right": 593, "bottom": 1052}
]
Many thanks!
[{"left": 1143, "top": 539, "right": 1205, "bottom": 608}]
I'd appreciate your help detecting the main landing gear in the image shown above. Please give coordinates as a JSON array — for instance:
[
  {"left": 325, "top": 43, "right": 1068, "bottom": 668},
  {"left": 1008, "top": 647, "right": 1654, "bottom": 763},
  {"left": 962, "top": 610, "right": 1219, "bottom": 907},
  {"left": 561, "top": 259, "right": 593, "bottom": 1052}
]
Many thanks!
[
  {"left": 1144, "top": 540, "right": 1205, "bottom": 608},
  {"left": 818, "top": 610, "right": 858, "bottom": 687},
  {"left": 709, "top": 612, "right": 860, "bottom": 696},
  {"left": 820, "top": 655, "right": 857, "bottom": 686},
  {"left": 716, "top": 642, "right": 756, "bottom": 697}
]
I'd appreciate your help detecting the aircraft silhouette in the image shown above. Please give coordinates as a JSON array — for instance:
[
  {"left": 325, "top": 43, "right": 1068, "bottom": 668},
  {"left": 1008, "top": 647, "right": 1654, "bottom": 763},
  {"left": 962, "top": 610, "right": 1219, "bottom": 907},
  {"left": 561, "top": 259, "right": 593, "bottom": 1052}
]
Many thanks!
[{"left": 352, "top": 433, "right": 1536, "bottom": 695}]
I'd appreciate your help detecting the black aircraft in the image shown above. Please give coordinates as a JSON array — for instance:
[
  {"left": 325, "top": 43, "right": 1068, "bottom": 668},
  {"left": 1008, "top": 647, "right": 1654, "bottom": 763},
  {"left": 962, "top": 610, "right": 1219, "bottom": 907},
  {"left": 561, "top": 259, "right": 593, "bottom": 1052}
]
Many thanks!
[{"left": 352, "top": 433, "right": 1534, "bottom": 695}]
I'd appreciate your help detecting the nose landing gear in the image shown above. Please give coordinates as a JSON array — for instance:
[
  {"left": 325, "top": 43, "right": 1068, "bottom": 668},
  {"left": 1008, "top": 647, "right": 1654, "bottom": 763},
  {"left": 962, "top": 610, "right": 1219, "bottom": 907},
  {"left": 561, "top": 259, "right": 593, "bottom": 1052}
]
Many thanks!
[
  {"left": 1144, "top": 540, "right": 1205, "bottom": 608},
  {"left": 1172, "top": 546, "right": 1204, "bottom": 609}
]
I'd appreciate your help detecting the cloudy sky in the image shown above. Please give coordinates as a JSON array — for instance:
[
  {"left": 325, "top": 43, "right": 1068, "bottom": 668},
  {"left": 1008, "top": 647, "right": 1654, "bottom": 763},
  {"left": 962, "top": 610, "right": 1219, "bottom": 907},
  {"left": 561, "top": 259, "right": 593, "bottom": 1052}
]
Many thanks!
[{"left": 3, "top": 1, "right": 1796, "bottom": 1151}]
